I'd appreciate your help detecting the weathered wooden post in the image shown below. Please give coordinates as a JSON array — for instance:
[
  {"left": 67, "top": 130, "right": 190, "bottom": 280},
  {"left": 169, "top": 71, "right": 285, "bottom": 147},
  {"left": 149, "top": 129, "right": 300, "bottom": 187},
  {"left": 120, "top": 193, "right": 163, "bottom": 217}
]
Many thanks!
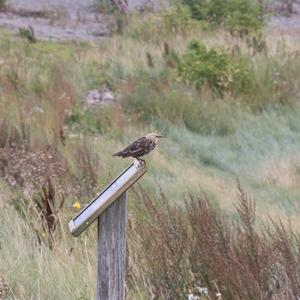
[
  {"left": 68, "top": 161, "right": 147, "bottom": 300},
  {"left": 96, "top": 193, "right": 127, "bottom": 299}
]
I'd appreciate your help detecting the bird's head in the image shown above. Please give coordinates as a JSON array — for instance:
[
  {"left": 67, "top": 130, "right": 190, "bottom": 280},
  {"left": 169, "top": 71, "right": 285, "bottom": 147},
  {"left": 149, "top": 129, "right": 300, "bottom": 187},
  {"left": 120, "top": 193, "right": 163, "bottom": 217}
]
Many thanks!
[{"left": 146, "top": 132, "right": 164, "bottom": 143}]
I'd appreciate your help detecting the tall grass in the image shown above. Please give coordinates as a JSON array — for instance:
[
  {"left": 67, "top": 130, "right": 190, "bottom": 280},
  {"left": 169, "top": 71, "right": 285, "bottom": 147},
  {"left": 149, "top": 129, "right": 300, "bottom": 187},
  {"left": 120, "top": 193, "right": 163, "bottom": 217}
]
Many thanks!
[
  {"left": 128, "top": 185, "right": 300, "bottom": 299},
  {"left": 0, "top": 182, "right": 96, "bottom": 299}
]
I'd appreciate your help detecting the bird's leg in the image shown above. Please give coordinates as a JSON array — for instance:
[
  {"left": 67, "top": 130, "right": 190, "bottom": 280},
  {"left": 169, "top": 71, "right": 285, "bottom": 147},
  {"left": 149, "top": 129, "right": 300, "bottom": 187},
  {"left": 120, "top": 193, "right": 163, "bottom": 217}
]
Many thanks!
[{"left": 137, "top": 157, "right": 145, "bottom": 167}]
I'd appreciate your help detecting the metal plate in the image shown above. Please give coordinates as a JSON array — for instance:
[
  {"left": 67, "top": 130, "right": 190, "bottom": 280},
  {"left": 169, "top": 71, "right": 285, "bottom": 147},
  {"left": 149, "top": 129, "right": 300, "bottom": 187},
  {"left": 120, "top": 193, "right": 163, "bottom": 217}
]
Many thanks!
[{"left": 68, "top": 162, "right": 147, "bottom": 237}]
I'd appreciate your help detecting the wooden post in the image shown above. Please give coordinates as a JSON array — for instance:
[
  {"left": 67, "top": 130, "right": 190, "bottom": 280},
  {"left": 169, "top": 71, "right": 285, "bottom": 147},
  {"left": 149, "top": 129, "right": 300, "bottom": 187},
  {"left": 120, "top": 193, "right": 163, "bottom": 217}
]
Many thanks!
[
  {"left": 96, "top": 192, "right": 127, "bottom": 300},
  {"left": 69, "top": 162, "right": 146, "bottom": 298}
]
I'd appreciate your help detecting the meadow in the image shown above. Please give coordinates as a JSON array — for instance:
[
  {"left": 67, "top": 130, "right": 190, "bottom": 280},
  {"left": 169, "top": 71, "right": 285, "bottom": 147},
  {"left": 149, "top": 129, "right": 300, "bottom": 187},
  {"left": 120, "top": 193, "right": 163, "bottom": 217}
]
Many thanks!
[{"left": 1, "top": 1, "right": 300, "bottom": 298}]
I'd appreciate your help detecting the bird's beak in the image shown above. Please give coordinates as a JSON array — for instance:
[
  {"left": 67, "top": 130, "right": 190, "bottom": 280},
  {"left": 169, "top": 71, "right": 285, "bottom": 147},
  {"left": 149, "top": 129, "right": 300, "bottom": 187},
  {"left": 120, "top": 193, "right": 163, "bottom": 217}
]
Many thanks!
[{"left": 158, "top": 135, "right": 165, "bottom": 138}]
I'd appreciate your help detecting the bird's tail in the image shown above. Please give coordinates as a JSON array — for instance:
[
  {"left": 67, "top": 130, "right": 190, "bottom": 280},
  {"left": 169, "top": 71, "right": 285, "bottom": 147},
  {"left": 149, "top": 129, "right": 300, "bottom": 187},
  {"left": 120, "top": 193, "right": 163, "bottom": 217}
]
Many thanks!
[{"left": 112, "top": 151, "right": 124, "bottom": 157}]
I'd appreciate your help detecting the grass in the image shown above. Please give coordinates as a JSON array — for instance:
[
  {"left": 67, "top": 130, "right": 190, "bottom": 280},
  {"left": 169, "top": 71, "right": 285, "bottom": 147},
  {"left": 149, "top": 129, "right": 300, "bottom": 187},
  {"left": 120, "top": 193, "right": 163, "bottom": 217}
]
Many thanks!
[
  {"left": 0, "top": 182, "right": 96, "bottom": 299},
  {"left": 128, "top": 186, "right": 300, "bottom": 299},
  {"left": 0, "top": 7, "right": 300, "bottom": 298}
]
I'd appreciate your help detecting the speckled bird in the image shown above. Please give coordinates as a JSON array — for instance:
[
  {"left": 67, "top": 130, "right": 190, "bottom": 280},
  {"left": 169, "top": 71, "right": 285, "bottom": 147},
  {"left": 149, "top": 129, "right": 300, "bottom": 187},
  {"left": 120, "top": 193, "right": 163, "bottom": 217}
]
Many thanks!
[{"left": 112, "top": 132, "right": 164, "bottom": 165}]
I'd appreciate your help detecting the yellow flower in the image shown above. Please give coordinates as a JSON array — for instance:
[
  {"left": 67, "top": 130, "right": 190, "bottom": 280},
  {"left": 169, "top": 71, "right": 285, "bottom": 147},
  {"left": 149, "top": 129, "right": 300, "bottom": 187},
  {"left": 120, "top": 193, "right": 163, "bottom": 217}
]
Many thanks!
[{"left": 72, "top": 201, "right": 81, "bottom": 209}]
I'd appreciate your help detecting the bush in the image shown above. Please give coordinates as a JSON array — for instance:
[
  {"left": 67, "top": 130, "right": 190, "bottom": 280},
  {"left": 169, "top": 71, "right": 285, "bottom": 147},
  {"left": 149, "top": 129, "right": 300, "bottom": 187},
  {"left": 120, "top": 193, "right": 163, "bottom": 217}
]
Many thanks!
[
  {"left": 182, "top": 0, "right": 226, "bottom": 24},
  {"left": 177, "top": 41, "right": 231, "bottom": 95},
  {"left": 177, "top": 40, "right": 254, "bottom": 96},
  {"left": 225, "top": 0, "right": 264, "bottom": 34},
  {"left": 180, "top": 0, "right": 263, "bottom": 33}
]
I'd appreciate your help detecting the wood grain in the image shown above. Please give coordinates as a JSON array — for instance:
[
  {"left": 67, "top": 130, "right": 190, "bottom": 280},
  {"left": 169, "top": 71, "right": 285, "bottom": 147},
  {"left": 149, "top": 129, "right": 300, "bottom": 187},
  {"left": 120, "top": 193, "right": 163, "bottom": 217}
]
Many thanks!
[{"left": 96, "top": 192, "right": 127, "bottom": 300}]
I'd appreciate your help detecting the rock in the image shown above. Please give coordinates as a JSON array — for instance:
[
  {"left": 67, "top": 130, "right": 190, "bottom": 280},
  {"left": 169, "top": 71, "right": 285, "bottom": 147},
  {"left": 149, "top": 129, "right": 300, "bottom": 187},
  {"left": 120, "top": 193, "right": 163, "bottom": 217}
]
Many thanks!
[{"left": 85, "top": 87, "right": 118, "bottom": 108}]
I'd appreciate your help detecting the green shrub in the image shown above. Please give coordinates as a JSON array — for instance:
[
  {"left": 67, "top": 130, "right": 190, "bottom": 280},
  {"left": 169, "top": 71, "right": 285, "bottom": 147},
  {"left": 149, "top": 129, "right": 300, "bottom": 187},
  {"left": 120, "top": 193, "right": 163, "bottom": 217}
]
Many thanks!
[
  {"left": 182, "top": 0, "right": 226, "bottom": 24},
  {"left": 177, "top": 40, "right": 254, "bottom": 96},
  {"left": 180, "top": 0, "right": 263, "bottom": 33},
  {"left": 225, "top": 0, "right": 263, "bottom": 34}
]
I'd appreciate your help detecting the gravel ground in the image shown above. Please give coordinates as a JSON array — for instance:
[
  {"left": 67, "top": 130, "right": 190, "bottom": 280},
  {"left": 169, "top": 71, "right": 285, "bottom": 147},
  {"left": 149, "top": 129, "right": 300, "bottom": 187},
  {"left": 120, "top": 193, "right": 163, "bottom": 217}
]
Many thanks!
[
  {"left": 270, "top": 3, "right": 300, "bottom": 30},
  {"left": 7, "top": 0, "right": 96, "bottom": 19},
  {"left": 7, "top": 0, "right": 161, "bottom": 14},
  {"left": 0, "top": 0, "right": 161, "bottom": 41},
  {"left": 0, "top": 0, "right": 299, "bottom": 41},
  {"left": 0, "top": 13, "right": 109, "bottom": 41},
  {"left": 0, "top": 0, "right": 110, "bottom": 41}
]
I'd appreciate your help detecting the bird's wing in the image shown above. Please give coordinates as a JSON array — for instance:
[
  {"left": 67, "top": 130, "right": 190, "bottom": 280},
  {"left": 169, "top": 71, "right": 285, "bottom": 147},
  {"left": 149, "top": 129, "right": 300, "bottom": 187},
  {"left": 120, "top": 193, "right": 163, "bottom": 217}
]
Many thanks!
[{"left": 119, "top": 137, "right": 150, "bottom": 157}]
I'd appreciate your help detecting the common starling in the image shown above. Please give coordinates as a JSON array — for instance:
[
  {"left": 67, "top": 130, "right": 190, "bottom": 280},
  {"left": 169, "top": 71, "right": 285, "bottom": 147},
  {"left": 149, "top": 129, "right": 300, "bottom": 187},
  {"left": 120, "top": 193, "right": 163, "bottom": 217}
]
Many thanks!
[{"left": 112, "top": 132, "right": 164, "bottom": 165}]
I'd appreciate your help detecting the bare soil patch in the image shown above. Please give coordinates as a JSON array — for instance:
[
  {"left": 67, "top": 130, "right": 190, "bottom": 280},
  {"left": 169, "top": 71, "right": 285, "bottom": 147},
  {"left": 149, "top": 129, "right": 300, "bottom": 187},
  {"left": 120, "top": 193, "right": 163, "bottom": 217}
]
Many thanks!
[{"left": 0, "top": 0, "right": 111, "bottom": 41}]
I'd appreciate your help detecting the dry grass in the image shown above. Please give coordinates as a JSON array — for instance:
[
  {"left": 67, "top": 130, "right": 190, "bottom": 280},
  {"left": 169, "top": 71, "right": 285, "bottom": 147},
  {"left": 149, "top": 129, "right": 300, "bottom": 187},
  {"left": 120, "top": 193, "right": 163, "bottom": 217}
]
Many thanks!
[
  {"left": 254, "top": 152, "right": 300, "bottom": 188},
  {"left": 0, "top": 181, "right": 96, "bottom": 299},
  {"left": 128, "top": 184, "right": 300, "bottom": 299}
]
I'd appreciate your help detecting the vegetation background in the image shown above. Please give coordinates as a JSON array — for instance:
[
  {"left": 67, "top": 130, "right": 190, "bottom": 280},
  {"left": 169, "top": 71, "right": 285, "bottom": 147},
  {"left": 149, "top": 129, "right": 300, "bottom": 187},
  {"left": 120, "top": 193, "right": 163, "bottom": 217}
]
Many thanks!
[{"left": 1, "top": 0, "right": 300, "bottom": 299}]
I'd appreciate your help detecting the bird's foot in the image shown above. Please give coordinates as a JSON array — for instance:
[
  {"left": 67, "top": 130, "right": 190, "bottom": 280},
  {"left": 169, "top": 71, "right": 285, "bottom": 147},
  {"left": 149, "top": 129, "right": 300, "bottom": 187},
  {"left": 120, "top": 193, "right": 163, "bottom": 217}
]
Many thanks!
[{"left": 137, "top": 158, "right": 145, "bottom": 168}]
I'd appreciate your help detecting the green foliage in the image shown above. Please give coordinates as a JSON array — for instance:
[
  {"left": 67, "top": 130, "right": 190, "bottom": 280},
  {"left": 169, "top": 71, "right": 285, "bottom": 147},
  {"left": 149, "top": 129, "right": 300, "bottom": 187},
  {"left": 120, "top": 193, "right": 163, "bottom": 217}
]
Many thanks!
[
  {"left": 225, "top": 0, "right": 263, "bottom": 34},
  {"left": 125, "top": 70, "right": 235, "bottom": 136},
  {"left": 0, "top": 0, "right": 5, "bottom": 11},
  {"left": 67, "top": 105, "right": 122, "bottom": 135},
  {"left": 81, "top": 61, "right": 104, "bottom": 89},
  {"left": 18, "top": 26, "right": 37, "bottom": 43},
  {"left": 162, "top": 1, "right": 193, "bottom": 34},
  {"left": 182, "top": 0, "right": 226, "bottom": 23},
  {"left": 177, "top": 40, "right": 254, "bottom": 95},
  {"left": 67, "top": 106, "right": 108, "bottom": 134},
  {"left": 96, "top": 0, "right": 117, "bottom": 13},
  {"left": 124, "top": 5, "right": 195, "bottom": 43},
  {"left": 180, "top": 0, "right": 263, "bottom": 33},
  {"left": 124, "top": 17, "right": 159, "bottom": 42},
  {"left": 177, "top": 41, "right": 230, "bottom": 94}
]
